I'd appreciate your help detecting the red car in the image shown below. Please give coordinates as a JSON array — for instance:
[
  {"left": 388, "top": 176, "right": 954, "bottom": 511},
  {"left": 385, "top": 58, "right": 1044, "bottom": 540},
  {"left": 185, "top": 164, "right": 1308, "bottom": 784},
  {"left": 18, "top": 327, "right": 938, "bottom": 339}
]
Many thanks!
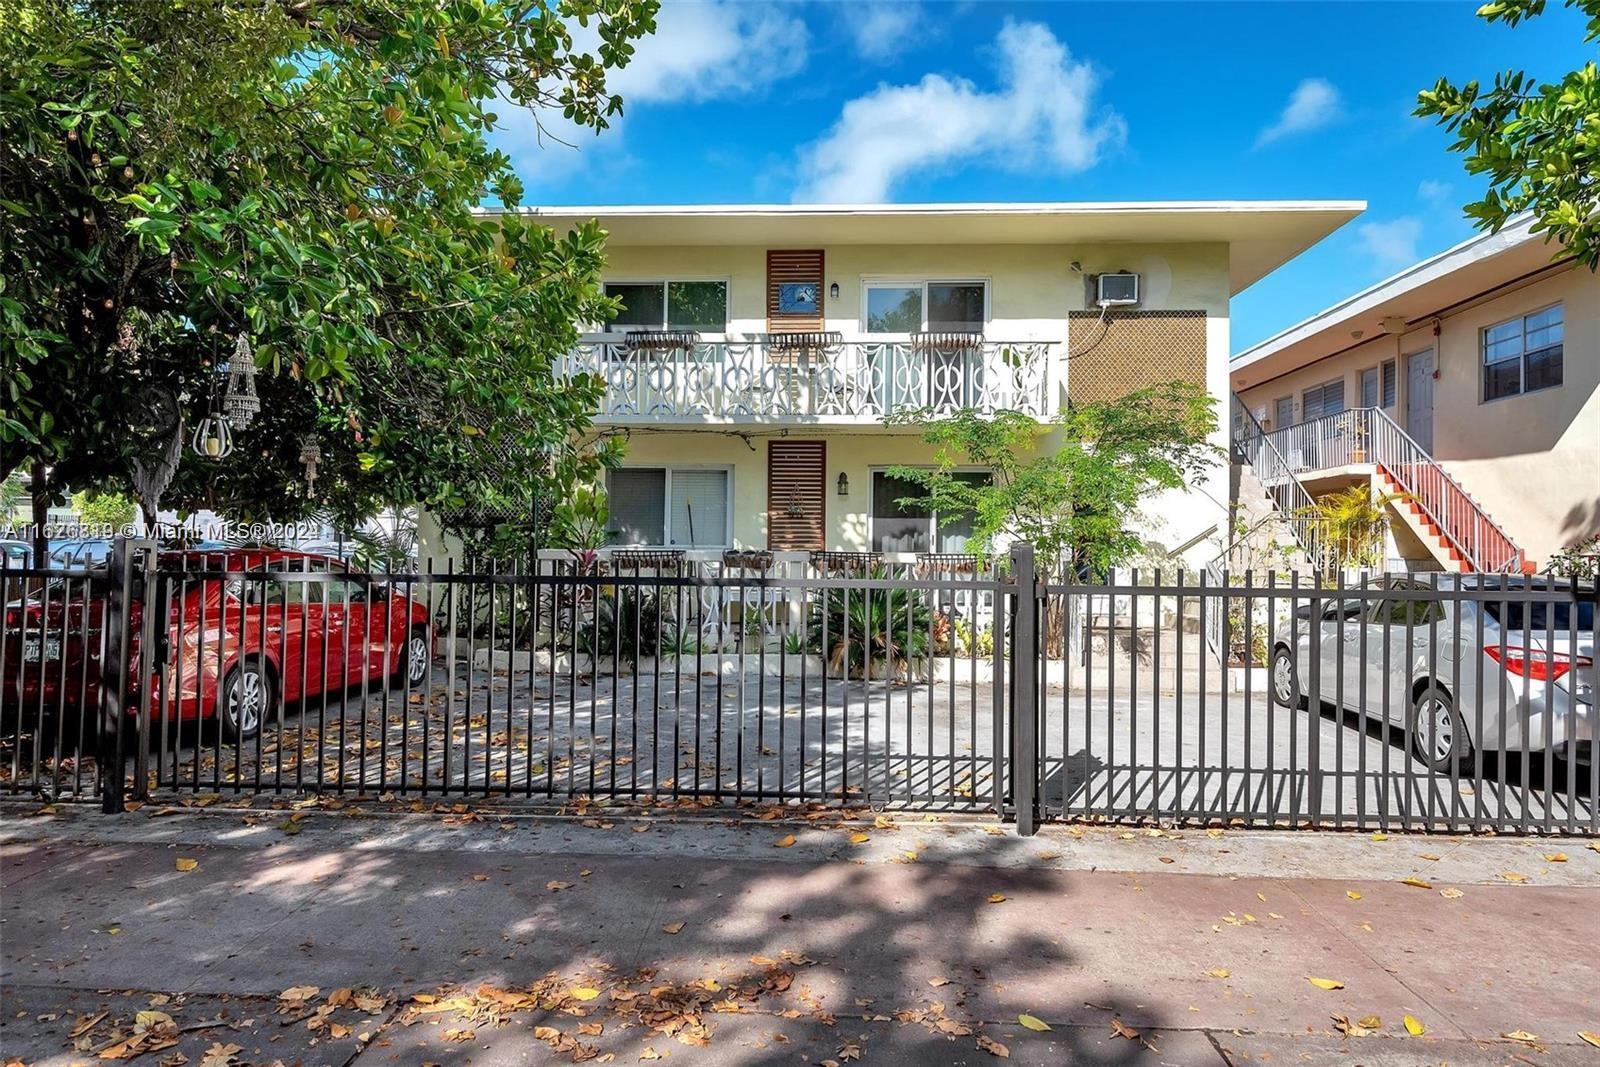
[{"left": 2, "top": 549, "right": 433, "bottom": 741}]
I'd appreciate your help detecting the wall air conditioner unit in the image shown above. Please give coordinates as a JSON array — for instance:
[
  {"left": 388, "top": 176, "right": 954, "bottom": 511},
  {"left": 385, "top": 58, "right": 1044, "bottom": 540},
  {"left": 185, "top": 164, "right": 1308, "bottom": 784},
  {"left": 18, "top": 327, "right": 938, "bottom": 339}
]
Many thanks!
[{"left": 1096, "top": 272, "right": 1140, "bottom": 307}]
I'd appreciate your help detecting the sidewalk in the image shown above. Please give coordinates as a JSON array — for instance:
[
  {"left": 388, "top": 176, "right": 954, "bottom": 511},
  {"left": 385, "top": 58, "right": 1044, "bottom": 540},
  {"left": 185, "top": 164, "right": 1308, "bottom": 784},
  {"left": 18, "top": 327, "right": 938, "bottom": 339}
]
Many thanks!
[{"left": 2, "top": 802, "right": 1597, "bottom": 1066}]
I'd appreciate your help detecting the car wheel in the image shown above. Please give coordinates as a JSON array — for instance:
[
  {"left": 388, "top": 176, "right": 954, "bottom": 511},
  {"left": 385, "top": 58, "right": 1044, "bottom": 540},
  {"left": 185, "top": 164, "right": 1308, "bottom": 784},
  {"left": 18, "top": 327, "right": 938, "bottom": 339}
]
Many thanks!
[
  {"left": 220, "top": 659, "right": 272, "bottom": 742},
  {"left": 394, "top": 626, "right": 430, "bottom": 688},
  {"left": 1410, "top": 685, "right": 1472, "bottom": 773},
  {"left": 1270, "top": 645, "right": 1301, "bottom": 708}
]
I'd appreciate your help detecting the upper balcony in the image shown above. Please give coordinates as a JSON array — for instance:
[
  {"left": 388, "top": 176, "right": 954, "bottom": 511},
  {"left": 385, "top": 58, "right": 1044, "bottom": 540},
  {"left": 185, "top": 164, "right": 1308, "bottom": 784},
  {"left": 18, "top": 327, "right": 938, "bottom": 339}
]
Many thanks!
[{"left": 557, "top": 331, "right": 1055, "bottom": 424}]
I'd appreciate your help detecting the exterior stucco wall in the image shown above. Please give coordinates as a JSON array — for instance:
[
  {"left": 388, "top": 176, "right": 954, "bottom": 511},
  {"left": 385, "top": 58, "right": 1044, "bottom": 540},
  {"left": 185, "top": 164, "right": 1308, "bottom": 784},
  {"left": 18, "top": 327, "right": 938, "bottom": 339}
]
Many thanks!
[
  {"left": 1236, "top": 266, "right": 1600, "bottom": 563},
  {"left": 593, "top": 241, "right": 1234, "bottom": 563}
]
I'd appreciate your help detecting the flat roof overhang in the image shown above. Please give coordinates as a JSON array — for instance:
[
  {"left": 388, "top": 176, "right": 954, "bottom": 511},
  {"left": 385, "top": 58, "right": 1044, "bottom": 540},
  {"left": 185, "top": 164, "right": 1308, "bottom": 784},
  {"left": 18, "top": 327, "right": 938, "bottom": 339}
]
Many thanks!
[
  {"left": 483, "top": 201, "right": 1364, "bottom": 297},
  {"left": 1231, "top": 216, "right": 1573, "bottom": 389}
]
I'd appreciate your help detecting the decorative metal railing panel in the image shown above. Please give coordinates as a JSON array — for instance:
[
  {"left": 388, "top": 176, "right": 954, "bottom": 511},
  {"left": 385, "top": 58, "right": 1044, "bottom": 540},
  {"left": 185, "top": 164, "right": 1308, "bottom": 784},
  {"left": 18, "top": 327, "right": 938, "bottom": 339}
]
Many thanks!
[{"left": 557, "top": 339, "right": 1054, "bottom": 420}]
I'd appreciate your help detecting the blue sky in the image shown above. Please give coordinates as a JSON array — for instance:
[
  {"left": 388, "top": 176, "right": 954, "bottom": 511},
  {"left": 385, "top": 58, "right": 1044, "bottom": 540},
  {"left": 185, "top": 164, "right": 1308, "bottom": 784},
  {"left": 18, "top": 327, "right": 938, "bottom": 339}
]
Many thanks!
[{"left": 488, "top": 1, "right": 1592, "bottom": 352}]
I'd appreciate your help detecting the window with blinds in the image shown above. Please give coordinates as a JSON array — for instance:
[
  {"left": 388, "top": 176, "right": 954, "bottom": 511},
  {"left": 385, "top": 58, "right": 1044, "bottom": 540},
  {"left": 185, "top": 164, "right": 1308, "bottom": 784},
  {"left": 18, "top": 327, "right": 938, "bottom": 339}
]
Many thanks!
[
  {"left": 1301, "top": 379, "right": 1345, "bottom": 420},
  {"left": 605, "top": 467, "right": 731, "bottom": 547}
]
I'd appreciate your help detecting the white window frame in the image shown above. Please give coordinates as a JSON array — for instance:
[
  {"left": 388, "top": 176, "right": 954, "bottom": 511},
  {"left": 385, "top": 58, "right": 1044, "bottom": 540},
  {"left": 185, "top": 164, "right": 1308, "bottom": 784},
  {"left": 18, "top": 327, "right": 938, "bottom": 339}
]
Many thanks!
[
  {"left": 860, "top": 278, "right": 991, "bottom": 337},
  {"left": 1480, "top": 302, "right": 1564, "bottom": 403},
  {"left": 595, "top": 277, "right": 732, "bottom": 339},
  {"left": 866, "top": 465, "right": 990, "bottom": 553},
  {"left": 606, "top": 464, "right": 734, "bottom": 549}
]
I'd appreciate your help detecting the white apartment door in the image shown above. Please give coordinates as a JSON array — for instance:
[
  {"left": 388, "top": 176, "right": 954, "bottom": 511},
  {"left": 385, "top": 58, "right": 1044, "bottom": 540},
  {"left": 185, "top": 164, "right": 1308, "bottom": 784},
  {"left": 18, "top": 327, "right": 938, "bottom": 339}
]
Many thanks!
[{"left": 1406, "top": 350, "right": 1434, "bottom": 453}]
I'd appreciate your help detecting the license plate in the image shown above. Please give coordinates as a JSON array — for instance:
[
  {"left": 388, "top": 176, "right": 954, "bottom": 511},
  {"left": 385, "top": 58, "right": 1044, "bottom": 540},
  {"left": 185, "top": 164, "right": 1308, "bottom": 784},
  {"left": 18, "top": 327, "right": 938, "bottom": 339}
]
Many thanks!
[{"left": 22, "top": 637, "right": 62, "bottom": 662}]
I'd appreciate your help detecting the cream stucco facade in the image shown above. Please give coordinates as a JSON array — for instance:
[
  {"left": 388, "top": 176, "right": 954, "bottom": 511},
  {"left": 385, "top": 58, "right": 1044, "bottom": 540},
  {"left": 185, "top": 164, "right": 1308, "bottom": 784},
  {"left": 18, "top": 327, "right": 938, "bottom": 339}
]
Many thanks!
[
  {"left": 508, "top": 203, "right": 1361, "bottom": 562},
  {"left": 1233, "top": 220, "right": 1598, "bottom": 568}
]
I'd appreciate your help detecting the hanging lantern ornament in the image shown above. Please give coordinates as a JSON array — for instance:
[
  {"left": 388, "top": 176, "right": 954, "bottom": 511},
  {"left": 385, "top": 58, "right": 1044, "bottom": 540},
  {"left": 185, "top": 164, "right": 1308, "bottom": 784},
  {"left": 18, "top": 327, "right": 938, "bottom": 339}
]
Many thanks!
[
  {"left": 223, "top": 332, "right": 259, "bottom": 429},
  {"left": 191, "top": 413, "right": 234, "bottom": 459},
  {"left": 298, "top": 435, "right": 322, "bottom": 490}
]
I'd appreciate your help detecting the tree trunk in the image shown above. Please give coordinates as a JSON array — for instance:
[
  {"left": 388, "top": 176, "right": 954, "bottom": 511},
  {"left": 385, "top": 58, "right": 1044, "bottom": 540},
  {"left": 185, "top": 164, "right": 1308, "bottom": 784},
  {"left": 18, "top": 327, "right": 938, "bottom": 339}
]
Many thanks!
[{"left": 30, "top": 462, "right": 50, "bottom": 569}]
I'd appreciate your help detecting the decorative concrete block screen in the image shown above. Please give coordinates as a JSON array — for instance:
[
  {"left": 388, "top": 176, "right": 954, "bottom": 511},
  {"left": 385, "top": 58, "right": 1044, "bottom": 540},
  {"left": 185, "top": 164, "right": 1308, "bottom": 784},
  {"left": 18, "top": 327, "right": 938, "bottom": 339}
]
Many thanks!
[{"left": 1065, "top": 309, "right": 1206, "bottom": 406}]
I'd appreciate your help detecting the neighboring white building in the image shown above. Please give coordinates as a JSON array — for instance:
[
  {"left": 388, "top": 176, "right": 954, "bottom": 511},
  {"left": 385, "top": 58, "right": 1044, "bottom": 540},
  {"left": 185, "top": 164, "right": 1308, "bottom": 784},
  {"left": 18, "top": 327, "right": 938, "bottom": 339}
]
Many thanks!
[
  {"left": 1232, "top": 216, "right": 1599, "bottom": 571},
  {"left": 508, "top": 201, "right": 1361, "bottom": 563}
]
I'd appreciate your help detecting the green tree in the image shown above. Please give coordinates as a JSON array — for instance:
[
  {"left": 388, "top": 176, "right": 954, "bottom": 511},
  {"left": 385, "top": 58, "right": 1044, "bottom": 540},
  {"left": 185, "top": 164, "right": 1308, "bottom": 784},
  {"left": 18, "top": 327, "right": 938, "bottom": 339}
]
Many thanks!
[
  {"left": 1, "top": 0, "right": 655, "bottom": 534},
  {"left": 71, "top": 489, "right": 136, "bottom": 532},
  {"left": 1415, "top": 0, "right": 1600, "bottom": 266},
  {"left": 886, "top": 382, "right": 1219, "bottom": 576}
]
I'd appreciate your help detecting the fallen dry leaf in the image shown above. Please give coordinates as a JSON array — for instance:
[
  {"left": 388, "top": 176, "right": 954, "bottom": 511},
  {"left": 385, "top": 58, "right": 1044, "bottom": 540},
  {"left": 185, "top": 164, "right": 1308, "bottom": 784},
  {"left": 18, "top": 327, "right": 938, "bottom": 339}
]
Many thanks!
[
  {"left": 976, "top": 1034, "right": 1010, "bottom": 1057},
  {"left": 1543, "top": 852, "right": 1568, "bottom": 863},
  {"left": 1400, "top": 877, "right": 1432, "bottom": 889},
  {"left": 1345, "top": 890, "right": 1362, "bottom": 900},
  {"left": 1110, "top": 1018, "right": 1140, "bottom": 1040},
  {"left": 849, "top": 832, "right": 870, "bottom": 844},
  {"left": 174, "top": 857, "right": 198, "bottom": 873},
  {"left": 1577, "top": 1031, "right": 1600, "bottom": 1049},
  {"left": 1018, "top": 1013, "right": 1051, "bottom": 1032},
  {"left": 661, "top": 922, "right": 685, "bottom": 935},
  {"left": 987, "top": 893, "right": 1007, "bottom": 904},
  {"left": 1204, "top": 968, "right": 1231, "bottom": 979},
  {"left": 775, "top": 834, "right": 796, "bottom": 848},
  {"left": 569, "top": 987, "right": 601, "bottom": 1002},
  {"left": 1404, "top": 1014, "right": 1426, "bottom": 1036},
  {"left": 1501, "top": 871, "right": 1530, "bottom": 883},
  {"left": 1502, "top": 1029, "right": 1540, "bottom": 1043},
  {"left": 1307, "top": 977, "right": 1345, "bottom": 990},
  {"left": 1440, "top": 887, "right": 1464, "bottom": 899}
]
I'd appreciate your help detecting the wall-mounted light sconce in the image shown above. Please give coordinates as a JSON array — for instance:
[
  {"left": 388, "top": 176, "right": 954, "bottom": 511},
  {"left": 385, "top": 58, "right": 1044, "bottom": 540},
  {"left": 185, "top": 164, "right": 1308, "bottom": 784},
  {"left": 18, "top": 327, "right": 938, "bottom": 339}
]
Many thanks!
[
  {"left": 836, "top": 472, "right": 849, "bottom": 496},
  {"left": 828, "top": 282, "right": 840, "bottom": 300}
]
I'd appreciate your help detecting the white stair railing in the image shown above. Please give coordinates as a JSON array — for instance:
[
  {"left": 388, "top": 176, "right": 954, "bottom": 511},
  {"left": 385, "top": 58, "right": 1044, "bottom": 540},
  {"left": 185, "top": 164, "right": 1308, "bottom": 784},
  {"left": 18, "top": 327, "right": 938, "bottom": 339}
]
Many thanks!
[{"left": 1242, "top": 405, "right": 1524, "bottom": 574}]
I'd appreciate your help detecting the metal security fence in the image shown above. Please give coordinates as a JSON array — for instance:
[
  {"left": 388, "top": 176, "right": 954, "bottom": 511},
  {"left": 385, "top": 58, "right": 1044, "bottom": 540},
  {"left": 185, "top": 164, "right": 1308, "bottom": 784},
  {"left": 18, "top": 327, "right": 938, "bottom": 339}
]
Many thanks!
[{"left": 1, "top": 540, "right": 1594, "bottom": 836}]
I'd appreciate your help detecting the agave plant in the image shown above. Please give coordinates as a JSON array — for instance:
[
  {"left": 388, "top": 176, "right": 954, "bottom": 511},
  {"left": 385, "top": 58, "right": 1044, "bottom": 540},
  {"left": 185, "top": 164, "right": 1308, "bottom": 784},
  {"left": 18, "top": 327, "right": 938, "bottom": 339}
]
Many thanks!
[{"left": 806, "top": 566, "right": 933, "bottom": 678}]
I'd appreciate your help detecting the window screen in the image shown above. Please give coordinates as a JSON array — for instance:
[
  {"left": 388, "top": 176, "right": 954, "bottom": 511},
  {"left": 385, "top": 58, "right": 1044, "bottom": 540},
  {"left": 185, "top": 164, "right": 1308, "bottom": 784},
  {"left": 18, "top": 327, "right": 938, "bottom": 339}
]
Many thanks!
[
  {"left": 607, "top": 468, "right": 666, "bottom": 545},
  {"left": 927, "top": 283, "right": 985, "bottom": 331},
  {"left": 668, "top": 468, "right": 729, "bottom": 547}
]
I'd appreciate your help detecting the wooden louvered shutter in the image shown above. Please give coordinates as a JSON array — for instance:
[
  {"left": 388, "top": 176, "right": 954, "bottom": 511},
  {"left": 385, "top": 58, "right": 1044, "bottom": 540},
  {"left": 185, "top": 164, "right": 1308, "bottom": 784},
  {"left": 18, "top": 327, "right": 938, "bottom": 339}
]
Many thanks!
[
  {"left": 767, "top": 441, "right": 826, "bottom": 550},
  {"left": 766, "top": 250, "right": 825, "bottom": 333}
]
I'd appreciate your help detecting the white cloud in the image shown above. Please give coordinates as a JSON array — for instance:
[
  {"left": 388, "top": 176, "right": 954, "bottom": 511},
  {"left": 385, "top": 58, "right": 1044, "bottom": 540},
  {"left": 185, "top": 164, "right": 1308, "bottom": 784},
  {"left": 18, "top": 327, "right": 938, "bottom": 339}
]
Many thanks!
[
  {"left": 841, "top": 2, "right": 927, "bottom": 62},
  {"left": 606, "top": 1, "right": 808, "bottom": 104},
  {"left": 1358, "top": 217, "right": 1423, "bottom": 272},
  {"left": 1255, "top": 78, "right": 1341, "bottom": 147},
  {"left": 794, "top": 20, "right": 1125, "bottom": 203},
  {"left": 497, "top": 1, "right": 808, "bottom": 182},
  {"left": 1417, "top": 178, "right": 1452, "bottom": 203}
]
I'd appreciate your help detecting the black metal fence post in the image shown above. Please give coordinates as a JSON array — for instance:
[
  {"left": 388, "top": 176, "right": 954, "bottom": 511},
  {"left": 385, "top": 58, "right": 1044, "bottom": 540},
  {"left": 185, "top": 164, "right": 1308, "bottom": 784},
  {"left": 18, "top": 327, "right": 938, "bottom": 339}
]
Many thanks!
[
  {"left": 1011, "top": 543, "right": 1038, "bottom": 836},
  {"left": 98, "top": 538, "right": 132, "bottom": 813}
]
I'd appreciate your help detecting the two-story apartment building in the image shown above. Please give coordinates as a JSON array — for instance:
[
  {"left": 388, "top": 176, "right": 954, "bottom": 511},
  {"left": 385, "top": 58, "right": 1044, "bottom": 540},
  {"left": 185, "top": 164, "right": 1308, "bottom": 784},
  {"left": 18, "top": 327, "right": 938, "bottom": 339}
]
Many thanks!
[
  {"left": 1231, "top": 216, "right": 1598, "bottom": 571},
  {"left": 513, "top": 202, "right": 1360, "bottom": 563}
]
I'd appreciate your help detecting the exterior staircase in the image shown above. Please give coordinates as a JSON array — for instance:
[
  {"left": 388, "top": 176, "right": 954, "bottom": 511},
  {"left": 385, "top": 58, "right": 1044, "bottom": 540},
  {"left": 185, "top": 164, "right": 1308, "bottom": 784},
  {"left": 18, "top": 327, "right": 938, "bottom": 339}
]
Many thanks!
[{"left": 1226, "top": 396, "right": 1527, "bottom": 575}]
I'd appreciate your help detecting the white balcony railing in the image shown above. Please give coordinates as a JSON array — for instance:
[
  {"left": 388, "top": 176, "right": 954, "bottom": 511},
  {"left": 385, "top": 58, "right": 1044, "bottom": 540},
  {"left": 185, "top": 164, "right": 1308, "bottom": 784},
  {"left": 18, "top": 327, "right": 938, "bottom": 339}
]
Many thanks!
[{"left": 558, "top": 337, "right": 1054, "bottom": 421}]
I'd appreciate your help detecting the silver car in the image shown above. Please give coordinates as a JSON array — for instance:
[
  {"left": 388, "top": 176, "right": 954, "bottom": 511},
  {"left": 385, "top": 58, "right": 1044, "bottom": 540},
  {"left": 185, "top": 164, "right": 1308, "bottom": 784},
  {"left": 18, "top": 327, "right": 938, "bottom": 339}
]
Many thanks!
[{"left": 1270, "top": 576, "right": 1595, "bottom": 771}]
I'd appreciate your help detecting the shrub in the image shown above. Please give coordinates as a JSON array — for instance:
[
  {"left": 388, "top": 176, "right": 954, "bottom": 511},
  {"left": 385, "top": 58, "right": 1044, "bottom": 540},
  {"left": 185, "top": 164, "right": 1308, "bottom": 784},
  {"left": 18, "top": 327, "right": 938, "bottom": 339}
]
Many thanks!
[{"left": 806, "top": 568, "right": 933, "bottom": 678}]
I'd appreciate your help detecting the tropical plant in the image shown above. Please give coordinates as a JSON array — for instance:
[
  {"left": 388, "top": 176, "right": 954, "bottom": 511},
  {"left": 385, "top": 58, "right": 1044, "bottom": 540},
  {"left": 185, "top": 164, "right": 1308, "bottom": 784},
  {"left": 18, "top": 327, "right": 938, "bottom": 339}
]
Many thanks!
[
  {"left": 1546, "top": 531, "right": 1600, "bottom": 580},
  {"left": 579, "top": 586, "right": 667, "bottom": 662},
  {"left": 1416, "top": 0, "right": 1600, "bottom": 268},
  {"left": 550, "top": 485, "right": 612, "bottom": 553},
  {"left": 806, "top": 568, "right": 934, "bottom": 679},
  {"left": 1, "top": 0, "right": 657, "bottom": 534},
  {"left": 1299, "top": 485, "right": 1401, "bottom": 574}
]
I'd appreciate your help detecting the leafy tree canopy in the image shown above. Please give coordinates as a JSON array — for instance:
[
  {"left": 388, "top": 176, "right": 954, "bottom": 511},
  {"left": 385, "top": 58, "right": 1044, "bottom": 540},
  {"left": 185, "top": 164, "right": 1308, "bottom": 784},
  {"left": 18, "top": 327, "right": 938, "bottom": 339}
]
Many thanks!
[
  {"left": 886, "top": 383, "right": 1219, "bottom": 575},
  {"left": 1416, "top": 0, "right": 1600, "bottom": 266},
  {"left": 1, "top": 0, "right": 656, "bottom": 529}
]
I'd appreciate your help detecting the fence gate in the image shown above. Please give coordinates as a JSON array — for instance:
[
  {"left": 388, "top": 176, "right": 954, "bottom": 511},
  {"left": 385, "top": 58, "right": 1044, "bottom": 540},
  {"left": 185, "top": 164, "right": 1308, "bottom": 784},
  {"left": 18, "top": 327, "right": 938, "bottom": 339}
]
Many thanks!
[{"left": 2, "top": 540, "right": 1594, "bottom": 836}]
